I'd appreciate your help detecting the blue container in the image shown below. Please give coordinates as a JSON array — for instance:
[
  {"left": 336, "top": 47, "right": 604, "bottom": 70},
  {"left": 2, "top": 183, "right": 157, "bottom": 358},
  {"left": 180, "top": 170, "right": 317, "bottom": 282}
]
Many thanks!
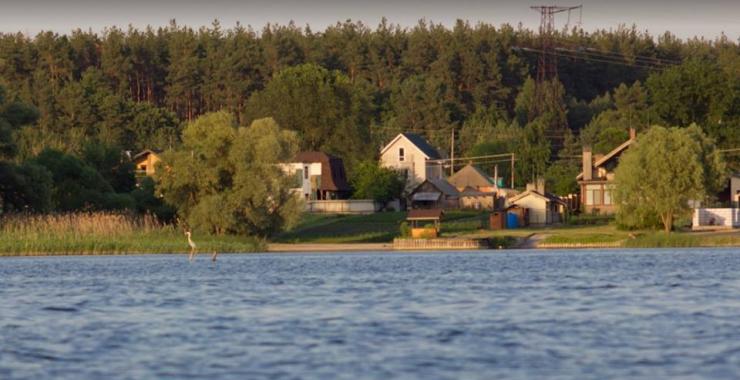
[{"left": 506, "top": 212, "right": 519, "bottom": 229}]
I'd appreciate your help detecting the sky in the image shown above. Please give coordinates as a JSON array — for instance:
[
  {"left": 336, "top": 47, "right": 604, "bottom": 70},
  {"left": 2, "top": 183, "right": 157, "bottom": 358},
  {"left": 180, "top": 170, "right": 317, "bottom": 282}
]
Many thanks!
[{"left": 1, "top": 0, "right": 738, "bottom": 40}]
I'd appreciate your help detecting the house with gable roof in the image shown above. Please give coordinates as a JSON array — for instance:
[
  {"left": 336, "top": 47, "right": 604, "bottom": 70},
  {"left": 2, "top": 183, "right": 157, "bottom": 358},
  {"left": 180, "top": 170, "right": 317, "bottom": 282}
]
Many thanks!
[
  {"left": 576, "top": 128, "right": 636, "bottom": 214},
  {"left": 380, "top": 132, "right": 445, "bottom": 191}
]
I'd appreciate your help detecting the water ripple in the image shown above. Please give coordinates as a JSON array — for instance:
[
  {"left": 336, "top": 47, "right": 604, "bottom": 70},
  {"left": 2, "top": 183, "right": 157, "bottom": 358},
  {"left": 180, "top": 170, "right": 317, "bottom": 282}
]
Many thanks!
[{"left": 1, "top": 248, "right": 740, "bottom": 379}]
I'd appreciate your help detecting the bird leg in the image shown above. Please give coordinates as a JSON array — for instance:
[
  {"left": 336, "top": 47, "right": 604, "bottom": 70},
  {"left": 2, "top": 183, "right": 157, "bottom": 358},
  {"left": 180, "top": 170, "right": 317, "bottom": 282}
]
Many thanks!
[
  {"left": 189, "top": 247, "right": 197, "bottom": 261},
  {"left": 211, "top": 252, "right": 218, "bottom": 262}
]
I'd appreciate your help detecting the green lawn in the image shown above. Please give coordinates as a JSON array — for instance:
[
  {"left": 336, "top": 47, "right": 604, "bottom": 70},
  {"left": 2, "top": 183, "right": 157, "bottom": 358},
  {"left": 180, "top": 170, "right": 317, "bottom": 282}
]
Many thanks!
[{"left": 274, "top": 212, "right": 407, "bottom": 243}]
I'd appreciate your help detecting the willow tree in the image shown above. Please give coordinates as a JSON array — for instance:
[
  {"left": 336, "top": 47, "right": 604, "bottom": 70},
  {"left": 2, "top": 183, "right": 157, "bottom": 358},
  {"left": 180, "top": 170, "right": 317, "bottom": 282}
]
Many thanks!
[
  {"left": 613, "top": 125, "right": 725, "bottom": 232},
  {"left": 155, "top": 111, "right": 303, "bottom": 237}
]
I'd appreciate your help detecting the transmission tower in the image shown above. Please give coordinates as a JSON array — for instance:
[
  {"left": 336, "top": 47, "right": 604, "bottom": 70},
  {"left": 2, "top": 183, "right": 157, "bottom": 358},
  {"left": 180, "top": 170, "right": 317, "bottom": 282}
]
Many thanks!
[
  {"left": 529, "top": 5, "right": 582, "bottom": 154},
  {"left": 530, "top": 5, "right": 582, "bottom": 86}
]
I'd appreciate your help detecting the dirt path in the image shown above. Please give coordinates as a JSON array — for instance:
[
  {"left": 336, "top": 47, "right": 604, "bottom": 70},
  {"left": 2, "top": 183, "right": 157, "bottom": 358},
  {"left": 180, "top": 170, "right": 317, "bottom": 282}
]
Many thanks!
[{"left": 267, "top": 243, "right": 393, "bottom": 253}]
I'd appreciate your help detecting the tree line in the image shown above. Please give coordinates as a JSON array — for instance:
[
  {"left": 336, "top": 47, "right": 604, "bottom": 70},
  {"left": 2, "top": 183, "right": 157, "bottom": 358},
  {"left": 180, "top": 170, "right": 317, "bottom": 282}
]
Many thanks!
[{"left": 0, "top": 19, "right": 738, "bottom": 233}]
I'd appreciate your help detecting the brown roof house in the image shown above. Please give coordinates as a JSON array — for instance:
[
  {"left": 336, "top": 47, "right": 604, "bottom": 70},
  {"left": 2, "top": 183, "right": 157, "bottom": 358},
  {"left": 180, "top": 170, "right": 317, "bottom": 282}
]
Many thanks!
[
  {"left": 448, "top": 163, "right": 517, "bottom": 210},
  {"left": 284, "top": 151, "right": 351, "bottom": 200},
  {"left": 409, "top": 178, "right": 460, "bottom": 209},
  {"left": 507, "top": 178, "right": 567, "bottom": 226},
  {"left": 133, "top": 149, "right": 162, "bottom": 177},
  {"left": 576, "top": 128, "right": 636, "bottom": 214},
  {"left": 380, "top": 133, "right": 445, "bottom": 192}
]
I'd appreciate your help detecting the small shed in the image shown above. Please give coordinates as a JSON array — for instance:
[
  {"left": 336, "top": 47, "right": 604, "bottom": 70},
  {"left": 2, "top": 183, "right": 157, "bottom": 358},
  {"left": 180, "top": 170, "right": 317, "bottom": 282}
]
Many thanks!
[
  {"left": 133, "top": 149, "right": 162, "bottom": 177},
  {"left": 407, "top": 208, "right": 444, "bottom": 238}
]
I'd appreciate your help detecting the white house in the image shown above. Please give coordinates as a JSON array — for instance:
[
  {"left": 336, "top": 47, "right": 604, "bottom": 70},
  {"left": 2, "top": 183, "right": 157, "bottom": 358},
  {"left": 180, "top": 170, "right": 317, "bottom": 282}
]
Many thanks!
[
  {"left": 380, "top": 132, "right": 444, "bottom": 191},
  {"left": 283, "top": 151, "right": 351, "bottom": 201},
  {"left": 507, "top": 179, "right": 567, "bottom": 226}
]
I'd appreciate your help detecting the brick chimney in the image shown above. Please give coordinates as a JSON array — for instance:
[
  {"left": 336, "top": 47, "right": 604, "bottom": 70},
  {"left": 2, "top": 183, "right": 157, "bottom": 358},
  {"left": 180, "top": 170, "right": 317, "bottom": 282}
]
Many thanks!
[
  {"left": 629, "top": 127, "right": 636, "bottom": 140},
  {"left": 536, "top": 177, "right": 546, "bottom": 194},
  {"left": 582, "top": 146, "right": 592, "bottom": 181}
]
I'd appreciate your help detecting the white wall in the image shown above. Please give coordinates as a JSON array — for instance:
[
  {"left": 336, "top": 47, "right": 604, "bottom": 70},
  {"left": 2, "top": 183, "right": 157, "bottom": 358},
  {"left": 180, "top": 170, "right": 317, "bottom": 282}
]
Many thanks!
[
  {"left": 305, "top": 200, "right": 379, "bottom": 214},
  {"left": 380, "top": 136, "right": 443, "bottom": 192},
  {"left": 282, "top": 162, "right": 322, "bottom": 199},
  {"left": 510, "top": 195, "right": 548, "bottom": 226},
  {"left": 693, "top": 208, "right": 740, "bottom": 229}
]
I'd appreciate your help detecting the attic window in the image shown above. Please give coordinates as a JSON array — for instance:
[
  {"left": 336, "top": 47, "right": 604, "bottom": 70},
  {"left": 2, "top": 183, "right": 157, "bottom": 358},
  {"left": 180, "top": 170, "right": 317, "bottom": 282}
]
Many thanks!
[{"left": 399, "top": 148, "right": 405, "bottom": 162}]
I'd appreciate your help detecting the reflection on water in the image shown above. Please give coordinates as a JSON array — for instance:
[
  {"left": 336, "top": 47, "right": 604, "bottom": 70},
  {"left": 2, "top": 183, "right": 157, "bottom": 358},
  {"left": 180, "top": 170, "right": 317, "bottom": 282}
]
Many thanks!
[{"left": 2, "top": 249, "right": 740, "bottom": 379}]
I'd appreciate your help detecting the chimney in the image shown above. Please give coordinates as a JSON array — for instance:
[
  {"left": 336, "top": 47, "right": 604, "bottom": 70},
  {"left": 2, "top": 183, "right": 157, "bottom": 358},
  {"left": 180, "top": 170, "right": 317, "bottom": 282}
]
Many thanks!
[
  {"left": 526, "top": 182, "right": 535, "bottom": 192},
  {"left": 536, "top": 177, "right": 545, "bottom": 194},
  {"left": 629, "top": 127, "right": 636, "bottom": 140},
  {"left": 582, "top": 146, "right": 592, "bottom": 181}
]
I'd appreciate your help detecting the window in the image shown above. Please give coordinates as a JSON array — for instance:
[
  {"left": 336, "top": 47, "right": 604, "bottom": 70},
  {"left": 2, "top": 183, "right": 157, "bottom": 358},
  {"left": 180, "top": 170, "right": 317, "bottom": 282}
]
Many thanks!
[
  {"left": 603, "top": 185, "right": 614, "bottom": 205},
  {"left": 585, "top": 184, "right": 602, "bottom": 205},
  {"left": 399, "top": 148, "right": 405, "bottom": 162},
  {"left": 304, "top": 165, "right": 309, "bottom": 180}
]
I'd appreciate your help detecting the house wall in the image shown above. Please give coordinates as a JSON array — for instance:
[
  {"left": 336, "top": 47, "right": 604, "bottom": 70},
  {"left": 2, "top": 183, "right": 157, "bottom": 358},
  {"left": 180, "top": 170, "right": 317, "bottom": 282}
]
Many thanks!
[
  {"left": 731, "top": 176, "right": 740, "bottom": 207},
  {"left": 579, "top": 182, "right": 617, "bottom": 215},
  {"left": 511, "top": 195, "right": 548, "bottom": 226},
  {"left": 135, "top": 154, "right": 161, "bottom": 176},
  {"left": 460, "top": 195, "right": 496, "bottom": 210},
  {"left": 283, "top": 162, "right": 322, "bottom": 199},
  {"left": 381, "top": 138, "right": 442, "bottom": 191}
]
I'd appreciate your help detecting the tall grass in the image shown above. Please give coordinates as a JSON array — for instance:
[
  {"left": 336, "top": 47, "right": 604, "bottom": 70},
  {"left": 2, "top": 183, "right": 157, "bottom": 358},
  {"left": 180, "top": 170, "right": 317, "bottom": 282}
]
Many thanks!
[{"left": 0, "top": 212, "right": 263, "bottom": 256}]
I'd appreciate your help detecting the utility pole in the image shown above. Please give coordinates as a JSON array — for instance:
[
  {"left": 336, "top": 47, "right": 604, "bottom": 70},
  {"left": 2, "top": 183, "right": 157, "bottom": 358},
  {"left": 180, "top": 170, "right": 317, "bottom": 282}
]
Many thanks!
[
  {"left": 450, "top": 128, "right": 455, "bottom": 176},
  {"left": 510, "top": 153, "right": 515, "bottom": 188}
]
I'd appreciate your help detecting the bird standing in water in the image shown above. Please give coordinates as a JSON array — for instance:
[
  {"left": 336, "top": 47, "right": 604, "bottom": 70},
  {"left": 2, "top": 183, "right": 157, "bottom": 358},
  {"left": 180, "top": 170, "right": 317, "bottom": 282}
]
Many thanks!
[{"left": 185, "top": 231, "right": 197, "bottom": 261}]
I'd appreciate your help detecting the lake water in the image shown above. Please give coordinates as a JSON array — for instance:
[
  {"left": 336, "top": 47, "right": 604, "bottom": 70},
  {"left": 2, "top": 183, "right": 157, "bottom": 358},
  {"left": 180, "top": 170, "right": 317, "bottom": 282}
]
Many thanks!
[{"left": 2, "top": 249, "right": 740, "bottom": 379}]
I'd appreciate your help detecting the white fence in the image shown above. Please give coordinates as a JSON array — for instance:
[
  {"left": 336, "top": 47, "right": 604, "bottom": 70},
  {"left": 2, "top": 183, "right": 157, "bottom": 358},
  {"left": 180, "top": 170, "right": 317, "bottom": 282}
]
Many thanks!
[
  {"left": 305, "top": 199, "right": 401, "bottom": 214},
  {"left": 692, "top": 208, "right": 740, "bottom": 230}
]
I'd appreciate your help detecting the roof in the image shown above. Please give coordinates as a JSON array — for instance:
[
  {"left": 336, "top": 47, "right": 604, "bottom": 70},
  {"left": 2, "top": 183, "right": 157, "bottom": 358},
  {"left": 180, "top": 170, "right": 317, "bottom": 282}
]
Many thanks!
[
  {"left": 132, "top": 149, "right": 162, "bottom": 161},
  {"left": 427, "top": 178, "right": 460, "bottom": 196},
  {"left": 459, "top": 186, "right": 497, "bottom": 197},
  {"left": 292, "top": 151, "right": 351, "bottom": 192},
  {"left": 407, "top": 208, "right": 444, "bottom": 220},
  {"left": 577, "top": 138, "right": 634, "bottom": 180},
  {"left": 508, "top": 189, "right": 567, "bottom": 206},
  {"left": 448, "top": 164, "right": 495, "bottom": 189},
  {"left": 380, "top": 132, "right": 442, "bottom": 160}
]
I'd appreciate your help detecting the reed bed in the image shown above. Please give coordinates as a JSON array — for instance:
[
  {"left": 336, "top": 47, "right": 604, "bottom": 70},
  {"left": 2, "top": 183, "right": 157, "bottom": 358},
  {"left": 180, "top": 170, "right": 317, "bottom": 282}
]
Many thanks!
[{"left": 0, "top": 212, "right": 263, "bottom": 256}]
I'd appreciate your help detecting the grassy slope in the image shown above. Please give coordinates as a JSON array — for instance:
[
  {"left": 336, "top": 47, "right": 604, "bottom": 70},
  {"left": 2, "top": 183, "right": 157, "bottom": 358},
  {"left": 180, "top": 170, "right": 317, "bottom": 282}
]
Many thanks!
[
  {"left": 275, "top": 212, "right": 739, "bottom": 248},
  {"left": 274, "top": 212, "right": 406, "bottom": 243},
  {"left": 275, "top": 211, "right": 499, "bottom": 244}
]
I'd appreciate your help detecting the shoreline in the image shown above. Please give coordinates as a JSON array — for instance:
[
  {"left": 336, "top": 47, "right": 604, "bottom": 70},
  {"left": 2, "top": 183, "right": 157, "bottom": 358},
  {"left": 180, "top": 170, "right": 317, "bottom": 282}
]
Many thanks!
[{"left": 3, "top": 241, "right": 739, "bottom": 257}]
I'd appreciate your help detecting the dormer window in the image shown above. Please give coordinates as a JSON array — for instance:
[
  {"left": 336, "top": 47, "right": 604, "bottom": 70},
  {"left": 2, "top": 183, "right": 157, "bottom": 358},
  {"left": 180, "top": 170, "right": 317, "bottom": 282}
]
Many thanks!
[{"left": 399, "top": 148, "right": 405, "bottom": 162}]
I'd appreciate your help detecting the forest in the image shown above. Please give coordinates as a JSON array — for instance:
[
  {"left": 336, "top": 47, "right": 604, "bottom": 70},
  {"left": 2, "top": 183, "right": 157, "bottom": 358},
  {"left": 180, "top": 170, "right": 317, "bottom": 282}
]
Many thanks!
[{"left": 0, "top": 19, "right": 738, "bottom": 215}]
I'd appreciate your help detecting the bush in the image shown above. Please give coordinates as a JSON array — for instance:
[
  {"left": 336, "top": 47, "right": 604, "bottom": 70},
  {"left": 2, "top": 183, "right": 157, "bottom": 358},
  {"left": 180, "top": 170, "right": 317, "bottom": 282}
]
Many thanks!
[{"left": 399, "top": 221, "right": 411, "bottom": 237}]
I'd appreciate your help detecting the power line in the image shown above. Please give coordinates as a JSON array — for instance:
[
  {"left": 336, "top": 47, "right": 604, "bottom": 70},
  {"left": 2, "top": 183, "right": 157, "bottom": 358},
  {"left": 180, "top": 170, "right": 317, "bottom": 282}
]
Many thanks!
[
  {"left": 517, "top": 45, "right": 669, "bottom": 70},
  {"left": 519, "top": 47, "right": 665, "bottom": 71},
  {"left": 554, "top": 47, "right": 675, "bottom": 68},
  {"left": 551, "top": 36, "right": 683, "bottom": 65},
  {"left": 428, "top": 153, "right": 514, "bottom": 163}
]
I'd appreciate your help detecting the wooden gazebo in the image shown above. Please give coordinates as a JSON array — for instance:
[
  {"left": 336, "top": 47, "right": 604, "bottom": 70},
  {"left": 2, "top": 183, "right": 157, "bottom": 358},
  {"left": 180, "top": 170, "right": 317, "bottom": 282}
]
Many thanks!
[{"left": 407, "top": 209, "right": 444, "bottom": 238}]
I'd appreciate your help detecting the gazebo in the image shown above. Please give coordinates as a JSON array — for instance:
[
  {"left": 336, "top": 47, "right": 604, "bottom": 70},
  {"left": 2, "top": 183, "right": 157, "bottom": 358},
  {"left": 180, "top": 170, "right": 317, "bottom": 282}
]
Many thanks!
[{"left": 406, "top": 209, "right": 444, "bottom": 238}]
